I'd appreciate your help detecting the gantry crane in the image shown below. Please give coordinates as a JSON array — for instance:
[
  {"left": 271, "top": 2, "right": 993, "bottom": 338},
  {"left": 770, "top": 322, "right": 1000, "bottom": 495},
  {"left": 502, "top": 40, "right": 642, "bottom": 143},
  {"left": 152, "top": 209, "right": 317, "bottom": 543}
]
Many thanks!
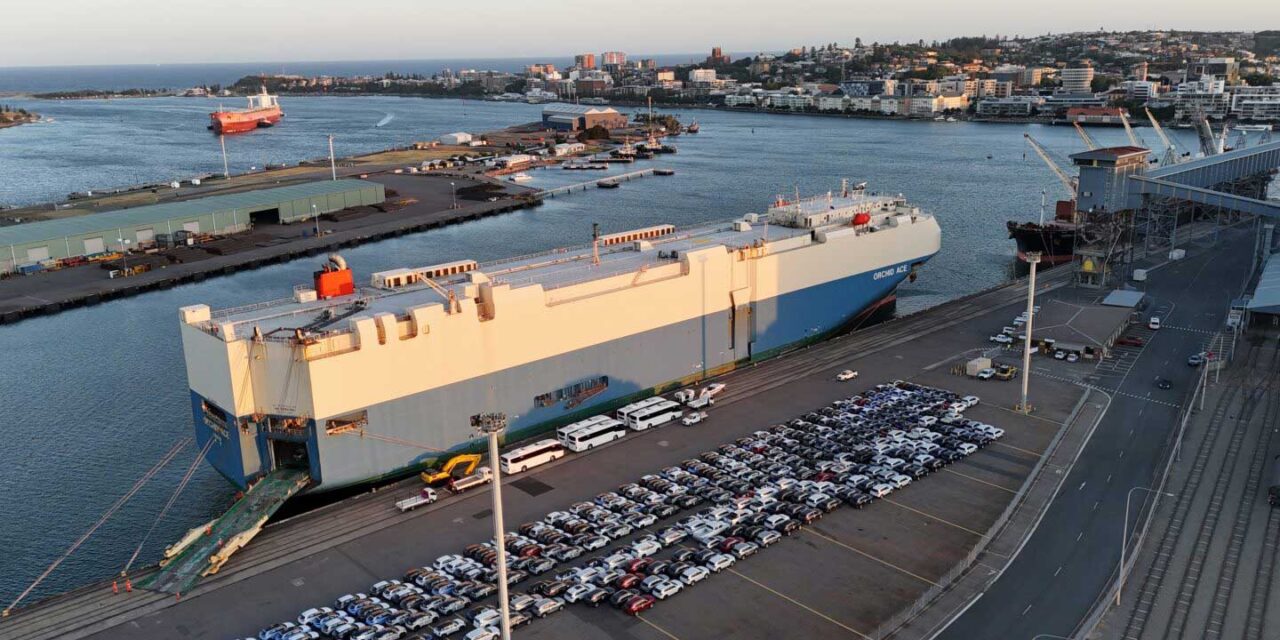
[
  {"left": 1073, "top": 122, "right": 1099, "bottom": 150},
  {"left": 1145, "top": 107, "right": 1179, "bottom": 166}
]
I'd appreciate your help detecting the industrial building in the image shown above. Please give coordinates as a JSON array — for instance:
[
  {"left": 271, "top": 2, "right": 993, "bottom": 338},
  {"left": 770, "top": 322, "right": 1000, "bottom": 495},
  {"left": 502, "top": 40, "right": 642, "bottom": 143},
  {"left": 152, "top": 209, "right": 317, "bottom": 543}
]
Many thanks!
[
  {"left": 541, "top": 103, "right": 628, "bottom": 132},
  {"left": 1, "top": 179, "right": 384, "bottom": 273}
]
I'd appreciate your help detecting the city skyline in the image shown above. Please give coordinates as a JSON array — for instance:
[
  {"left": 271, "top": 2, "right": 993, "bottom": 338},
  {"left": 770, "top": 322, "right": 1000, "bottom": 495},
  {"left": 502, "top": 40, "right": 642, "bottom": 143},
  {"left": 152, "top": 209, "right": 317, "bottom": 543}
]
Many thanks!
[{"left": 3, "top": 0, "right": 1272, "bottom": 67}]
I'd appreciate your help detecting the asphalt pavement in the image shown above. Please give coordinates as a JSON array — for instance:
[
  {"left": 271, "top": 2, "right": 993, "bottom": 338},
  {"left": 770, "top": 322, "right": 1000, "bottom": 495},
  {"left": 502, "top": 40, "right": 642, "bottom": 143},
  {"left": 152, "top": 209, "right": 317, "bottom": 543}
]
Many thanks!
[{"left": 936, "top": 226, "right": 1257, "bottom": 640}]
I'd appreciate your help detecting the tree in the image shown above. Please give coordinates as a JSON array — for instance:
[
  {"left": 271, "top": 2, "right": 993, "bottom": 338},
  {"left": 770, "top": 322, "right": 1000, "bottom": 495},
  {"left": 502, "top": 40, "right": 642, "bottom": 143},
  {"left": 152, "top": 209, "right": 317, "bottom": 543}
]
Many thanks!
[
  {"left": 1242, "top": 72, "right": 1277, "bottom": 87},
  {"left": 576, "top": 125, "right": 610, "bottom": 142}
]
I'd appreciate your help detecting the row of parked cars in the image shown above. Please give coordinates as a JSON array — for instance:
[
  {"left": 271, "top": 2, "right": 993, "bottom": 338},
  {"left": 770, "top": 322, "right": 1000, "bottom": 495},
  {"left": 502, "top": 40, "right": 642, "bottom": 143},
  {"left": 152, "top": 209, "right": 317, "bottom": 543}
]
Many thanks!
[{"left": 250, "top": 380, "right": 1004, "bottom": 640}]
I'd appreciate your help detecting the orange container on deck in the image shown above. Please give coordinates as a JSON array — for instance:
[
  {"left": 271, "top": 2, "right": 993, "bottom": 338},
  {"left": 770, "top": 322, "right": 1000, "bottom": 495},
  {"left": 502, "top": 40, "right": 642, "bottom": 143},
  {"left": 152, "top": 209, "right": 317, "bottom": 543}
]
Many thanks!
[{"left": 314, "top": 268, "right": 354, "bottom": 299}]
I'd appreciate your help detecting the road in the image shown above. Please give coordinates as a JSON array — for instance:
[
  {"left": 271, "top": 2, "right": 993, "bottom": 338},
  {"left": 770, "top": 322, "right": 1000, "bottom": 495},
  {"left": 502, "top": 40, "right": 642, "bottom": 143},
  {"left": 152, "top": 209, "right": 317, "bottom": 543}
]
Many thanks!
[{"left": 936, "top": 226, "right": 1256, "bottom": 639}]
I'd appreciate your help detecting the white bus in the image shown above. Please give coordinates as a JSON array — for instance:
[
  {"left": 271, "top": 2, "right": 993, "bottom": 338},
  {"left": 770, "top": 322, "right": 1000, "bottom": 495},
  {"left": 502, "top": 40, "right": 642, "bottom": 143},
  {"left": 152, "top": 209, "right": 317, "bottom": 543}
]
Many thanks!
[
  {"left": 558, "top": 417, "right": 628, "bottom": 452},
  {"left": 500, "top": 439, "right": 565, "bottom": 473},
  {"left": 627, "top": 400, "right": 684, "bottom": 431},
  {"left": 616, "top": 397, "right": 666, "bottom": 424},
  {"left": 556, "top": 415, "right": 609, "bottom": 446}
]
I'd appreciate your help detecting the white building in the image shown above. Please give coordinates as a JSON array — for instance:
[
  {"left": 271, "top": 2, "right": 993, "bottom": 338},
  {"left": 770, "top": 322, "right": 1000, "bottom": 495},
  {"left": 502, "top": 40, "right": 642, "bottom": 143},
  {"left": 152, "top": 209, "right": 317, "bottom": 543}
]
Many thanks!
[
  {"left": 848, "top": 96, "right": 877, "bottom": 112},
  {"left": 1230, "top": 85, "right": 1280, "bottom": 121},
  {"left": 1175, "top": 78, "right": 1230, "bottom": 120},
  {"left": 689, "top": 69, "right": 717, "bottom": 84},
  {"left": 552, "top": 142, "right": 587, "bottom": 156},
  {"left": 976, "top": 96, "right": 1044, "bottom": 117},
  {"left": 878, "top": 95, "right": 900, "bottom": 115},
  {"left": 438, "top": 132, "right": 473, "bottom": 145},
  {"left": 1060, "top": 65, "right": 1095, "bottom": 94},
  {"left": 724, "top": 94, "right": 759, "bottom": 107},
  {"left": 768, "top": 93, "right": 813, "bottom": 110},
  {"left": 816, "top": 95, "right": 848, "bottom": 112},
  {"left": 1120, "top": 80, "right": 1158, "bottom": 102}
]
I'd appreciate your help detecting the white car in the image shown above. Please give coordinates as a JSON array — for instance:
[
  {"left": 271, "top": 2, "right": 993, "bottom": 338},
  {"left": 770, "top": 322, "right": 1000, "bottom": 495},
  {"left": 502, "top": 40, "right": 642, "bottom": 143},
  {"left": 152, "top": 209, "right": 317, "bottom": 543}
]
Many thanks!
[
  {"left": 563, "top": 583, "right": 593, "bottom": 603},
  {"left": 1066, "top": 352, "right": 1079, "bottom": 363},
  {"left": 471, "top": 608, "right": 501, "bottom": 629},
  {"left": 298, "top": 608, "right": 335, "bottom": 626},
  {"left": 705, "top": 553, "right": 736, "bottom": 572},
  {"left": 836, "top": 369, "right": 859, "bottom": 381},
  {"left": 465, "top": 628, "right": 499, "bottom": 640},
  {"left": 531, "top": 597, "right": 563, "bottom": 617},
  {"left": 1148, "top": 317, "right": 1161, "bottom": 330},
  {"left": 648, "top": 578, "right": 683, "bottom": 600},
  {"left": 631, "top": 539, "right": 662, "bottom": 557},
  {"left": 976, "top": 368, "right": 995, "bottom": 380},
  {"left": 989, "top": 334, "right": 1013, "bottom": 344},
  {"left": 869, "top": 483, "right": 894, "bottom": 498},
  {"left": 957, "top": 443, "right": 978, "bottom": 455},
  {"left": 681, "top": 411, "right": 707, "bottom": 426},
  {"left": 962, "top": 395, "right": 980, "bottom": 407},
  {"left": 679, "top": 565, "right": 710, "bottom": 586}
]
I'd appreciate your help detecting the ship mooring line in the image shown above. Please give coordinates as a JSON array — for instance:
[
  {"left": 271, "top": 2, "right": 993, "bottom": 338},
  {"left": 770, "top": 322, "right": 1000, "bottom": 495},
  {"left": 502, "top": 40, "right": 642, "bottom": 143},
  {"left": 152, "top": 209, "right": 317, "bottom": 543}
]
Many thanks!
[
  {"left": 122, "top": 438, "right": 216, "bottom": 576},
  {"left": 3, "top": 437, "right": 192, "bottom": 617}
]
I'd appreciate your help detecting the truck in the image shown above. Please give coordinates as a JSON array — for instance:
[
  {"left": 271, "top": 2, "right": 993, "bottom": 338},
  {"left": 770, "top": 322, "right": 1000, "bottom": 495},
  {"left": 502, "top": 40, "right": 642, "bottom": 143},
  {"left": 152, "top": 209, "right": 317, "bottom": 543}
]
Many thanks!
[
  {"left": 673, "top": 389, "right": 697, "bottom": 403},
  {"left": 681, "top": 411, "right": 708, "bottom": 426},
  {"left": 1270, "top": 455, "right": 1280, "bottom": 507},
  {"left": 449, "top": 466, "right": 493, "bottom": 493},
  {"left": 965, "top": 357, "right": 993, "bottom": 378},
  {"left": 396, "top": 487, "right": 439, "bottom": 512},
  {"left": 686, "top": 394, "right": 714, "bottom": 410}
]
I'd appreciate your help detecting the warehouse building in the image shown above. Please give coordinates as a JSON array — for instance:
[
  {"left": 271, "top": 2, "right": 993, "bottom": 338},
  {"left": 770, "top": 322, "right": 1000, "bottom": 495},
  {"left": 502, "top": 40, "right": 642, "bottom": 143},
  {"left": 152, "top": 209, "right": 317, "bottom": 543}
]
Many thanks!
[
  {"left": 541, "top": 104, "right": 629, "bottom": 131},
  {"left": 1, "top": 179, "right": 384, "bottom": 273}
]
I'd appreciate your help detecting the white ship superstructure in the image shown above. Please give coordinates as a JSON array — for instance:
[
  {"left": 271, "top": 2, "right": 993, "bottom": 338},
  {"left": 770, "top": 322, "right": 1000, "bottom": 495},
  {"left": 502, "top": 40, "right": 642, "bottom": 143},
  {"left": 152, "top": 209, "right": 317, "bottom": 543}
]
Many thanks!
[{"left": 179, "top": 187, "right": 941, "bottom": 490}]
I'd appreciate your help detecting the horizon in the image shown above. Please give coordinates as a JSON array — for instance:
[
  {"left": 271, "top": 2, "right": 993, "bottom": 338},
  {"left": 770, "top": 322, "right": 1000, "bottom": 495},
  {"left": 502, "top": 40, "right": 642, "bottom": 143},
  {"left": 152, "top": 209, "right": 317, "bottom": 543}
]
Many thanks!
[{"left": 3, "top": 0, "right": 1271, "bottom": 68}]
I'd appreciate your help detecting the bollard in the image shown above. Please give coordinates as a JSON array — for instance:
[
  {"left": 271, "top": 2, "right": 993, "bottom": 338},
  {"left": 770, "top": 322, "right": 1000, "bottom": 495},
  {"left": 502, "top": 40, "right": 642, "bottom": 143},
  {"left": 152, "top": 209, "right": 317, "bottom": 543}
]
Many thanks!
[
  {"left": 125, "top": 579, "right": 133, "bottom": 593},
  {"left": 112, "top": 580, "right": 119, "bottom": 594}
]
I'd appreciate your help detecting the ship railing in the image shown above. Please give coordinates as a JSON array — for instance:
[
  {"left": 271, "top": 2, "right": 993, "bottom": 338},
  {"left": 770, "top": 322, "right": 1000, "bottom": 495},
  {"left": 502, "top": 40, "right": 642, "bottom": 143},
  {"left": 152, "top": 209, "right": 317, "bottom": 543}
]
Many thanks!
[{"left": 211, "top": 296, "right": 301, "bottom": 320}]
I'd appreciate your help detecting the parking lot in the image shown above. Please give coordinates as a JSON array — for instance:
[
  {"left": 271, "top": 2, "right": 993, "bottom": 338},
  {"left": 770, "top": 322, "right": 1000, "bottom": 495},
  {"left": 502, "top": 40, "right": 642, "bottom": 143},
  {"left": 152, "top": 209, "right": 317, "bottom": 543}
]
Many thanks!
[{"left": 249, "top": 366, "right": 1080, "bottom": 640}]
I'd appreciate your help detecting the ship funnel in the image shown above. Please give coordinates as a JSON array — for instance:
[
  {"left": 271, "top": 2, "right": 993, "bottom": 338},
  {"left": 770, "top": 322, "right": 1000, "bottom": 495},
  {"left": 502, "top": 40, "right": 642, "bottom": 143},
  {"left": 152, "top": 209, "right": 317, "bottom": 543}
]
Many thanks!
[{"left": 327, "top": 254, "right": 348, "bottom": 271}]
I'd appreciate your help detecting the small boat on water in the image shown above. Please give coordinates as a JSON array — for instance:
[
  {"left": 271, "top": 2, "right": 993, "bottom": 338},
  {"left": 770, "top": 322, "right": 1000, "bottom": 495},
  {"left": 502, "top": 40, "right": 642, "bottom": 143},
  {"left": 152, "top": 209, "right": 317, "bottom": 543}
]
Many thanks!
[
  {"left": 946, "top": 117, "right": 957, "bottom": 122},
  {"left": 508, "top": 172, "right": 533, "bottom": 182},
  {"left": 654, "top": 168, "right": 675, "bottom": 176},
  {"left": 686, "top": 121, "right": 700, "bottom": 133},
  {"left": 597, "top": 179, "right": 620, "bottom": 189}
]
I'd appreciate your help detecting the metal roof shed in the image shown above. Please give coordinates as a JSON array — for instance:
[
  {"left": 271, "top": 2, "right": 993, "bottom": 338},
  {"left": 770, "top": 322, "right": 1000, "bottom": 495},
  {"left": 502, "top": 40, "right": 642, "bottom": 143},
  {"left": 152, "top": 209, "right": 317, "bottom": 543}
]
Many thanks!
[
  {"left": 1, "top": 179, "right": 383, "bottom": 270},
  {"left": 1101, "top": 289, "right": 1146, "bottom": 308},
  {"left": 1247, "top": 255, "right": 1280, "bottom": 315}
]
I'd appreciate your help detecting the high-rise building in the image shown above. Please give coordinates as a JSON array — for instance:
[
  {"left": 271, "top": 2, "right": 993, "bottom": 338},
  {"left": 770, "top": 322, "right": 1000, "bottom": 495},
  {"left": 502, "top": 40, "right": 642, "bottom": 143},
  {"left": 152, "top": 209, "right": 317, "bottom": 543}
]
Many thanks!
[
  {"left": 602, "top": 51, "right": 627, "bottom": 66},
  {"left": 1060, "top": 63, "right": 1095, "bottom": 94},
  {"left": 575, "top": 53, "right": 596, "bottom": 70},
  {"left": 707, "top": 47, "right": 731, "bottom": 65},
  {"left": 1189, "top": 57, "right": 1240, "bottom": 85}
]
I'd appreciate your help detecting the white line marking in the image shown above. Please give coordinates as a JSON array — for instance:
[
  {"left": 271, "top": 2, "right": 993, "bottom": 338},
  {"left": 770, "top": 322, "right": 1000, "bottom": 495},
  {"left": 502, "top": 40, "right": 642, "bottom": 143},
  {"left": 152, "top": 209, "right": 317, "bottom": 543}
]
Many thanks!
[
  {"left": 1078, "top": 482, "right": 1087, "bottom": 491},
  {"left": 1054, "top": 566, "right": 1063, "bottom": 577},
  {"left": 1077, "top": 531, "right": 1085, "bottom": 542}
]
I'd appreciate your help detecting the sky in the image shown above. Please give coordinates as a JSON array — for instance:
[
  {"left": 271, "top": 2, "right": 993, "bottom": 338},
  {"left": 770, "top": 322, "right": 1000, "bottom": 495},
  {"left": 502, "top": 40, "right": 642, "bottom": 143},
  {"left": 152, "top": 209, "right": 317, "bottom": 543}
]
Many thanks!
[{"left": 2, "top": 0, "right": 1273, "bottom": 67}]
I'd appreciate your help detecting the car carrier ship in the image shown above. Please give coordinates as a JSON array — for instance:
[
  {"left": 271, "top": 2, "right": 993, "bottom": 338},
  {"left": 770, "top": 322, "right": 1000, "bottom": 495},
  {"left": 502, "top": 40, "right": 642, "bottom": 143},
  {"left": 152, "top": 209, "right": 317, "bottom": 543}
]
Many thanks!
[{"left": 178, "top": 185, "right": 941, "bottom": 492}]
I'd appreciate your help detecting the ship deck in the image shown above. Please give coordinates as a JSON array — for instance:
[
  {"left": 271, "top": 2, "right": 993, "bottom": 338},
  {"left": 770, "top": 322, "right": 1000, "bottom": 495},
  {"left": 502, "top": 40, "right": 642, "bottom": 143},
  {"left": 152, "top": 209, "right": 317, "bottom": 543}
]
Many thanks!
[{"left": 208, "top": 193, "right": 909, "bottom": 340}]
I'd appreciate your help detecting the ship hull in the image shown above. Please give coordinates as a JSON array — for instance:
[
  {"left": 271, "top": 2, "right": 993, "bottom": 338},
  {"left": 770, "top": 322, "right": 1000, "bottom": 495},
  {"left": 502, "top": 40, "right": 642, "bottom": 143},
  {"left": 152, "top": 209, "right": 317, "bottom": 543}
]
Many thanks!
[
  {"left": 1007, "top": 221, "right": 1075, "bottom": 264},
  {"left": 191, "top": 254, "right": 934, "bottom": 491},
  {"left": 210, "top": 108, "right": 282, "bottom": 134}
]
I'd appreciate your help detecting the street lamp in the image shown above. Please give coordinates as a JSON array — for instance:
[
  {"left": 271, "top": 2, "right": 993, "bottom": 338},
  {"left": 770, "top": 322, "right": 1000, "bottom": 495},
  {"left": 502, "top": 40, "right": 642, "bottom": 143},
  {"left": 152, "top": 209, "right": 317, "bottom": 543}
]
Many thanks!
[
  {"left": 116, "top": 237, "right": 131, "bottom": 276},
  {"left": 1018, "top": 251, "right": 1041, "bottom": 414},
  {"left": 450, "top": 182, "right": 458, "bottom": 210},
  {"left": 311, "top": 204, "right": 320, "bottom": 238},
  {"left": 472, "top": 412, "right": 512, "bottom": 640},
  {"left": 1118, "top": 486, "right": 1175, "bottom": 605}
]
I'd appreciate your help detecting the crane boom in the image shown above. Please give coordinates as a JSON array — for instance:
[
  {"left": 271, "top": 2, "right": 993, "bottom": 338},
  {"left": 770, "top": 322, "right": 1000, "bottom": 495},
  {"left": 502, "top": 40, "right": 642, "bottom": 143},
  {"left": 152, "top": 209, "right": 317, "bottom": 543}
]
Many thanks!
[
  {"left": 1196, "top": 116, "right": 1219, "bottom": 156},
  {"left": 1145, "top": 108, "right": 1178, "bottom": 165},
  {"left": 1119, "top": 111, "right": 1141, "bottom": 147},
  {"left": 1073, "top": 122, "right": 1099, "bottom": 150},
  {"left": 420, "top": 276, "right": 461, "bottom": 314},
  {"left": 1023, "top": 134, "right": 1076, "bottom": 194}
]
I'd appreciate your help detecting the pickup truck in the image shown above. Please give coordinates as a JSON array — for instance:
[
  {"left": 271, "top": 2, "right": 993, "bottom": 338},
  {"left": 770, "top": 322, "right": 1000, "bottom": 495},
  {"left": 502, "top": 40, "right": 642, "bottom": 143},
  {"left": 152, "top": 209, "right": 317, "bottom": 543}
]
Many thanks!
[
  {"left": 686, "top": 394, "right": 714, "bottom": 409},
  {"left": 450, "top": 466, "right": 493, "bottom": 493},
  {"left": 396, "top": 488, "right": 439, "bottom": 512},
  {"left": 681, "top": 411, "right": 708, "bottom": 426}
]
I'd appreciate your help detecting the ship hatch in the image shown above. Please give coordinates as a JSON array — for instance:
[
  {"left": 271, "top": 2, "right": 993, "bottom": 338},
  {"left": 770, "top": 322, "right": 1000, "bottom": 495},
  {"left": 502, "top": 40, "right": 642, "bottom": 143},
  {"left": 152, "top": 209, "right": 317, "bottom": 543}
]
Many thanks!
[{"left": 270, "top": 439, "right": 310, "bottom": 471}]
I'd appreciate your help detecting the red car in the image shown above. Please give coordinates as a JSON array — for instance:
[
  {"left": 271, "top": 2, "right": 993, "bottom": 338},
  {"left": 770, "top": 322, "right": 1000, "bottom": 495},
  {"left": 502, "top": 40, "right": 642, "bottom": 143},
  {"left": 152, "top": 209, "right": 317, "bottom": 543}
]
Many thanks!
[
  {"left": 624, "top": 594, "right": 656, "bottom": 615},
  {"left": 1116, "top": 336, "right": 1145, "bottom": 347},
  {"left": 717, "top": 536, "right": 745, "bottom": 553},
  {"left": 613, "top": 573, "right": 642, "bottom": 590},
  {"left": 627, "top": 558, "right": 656, "bottom": 574}
]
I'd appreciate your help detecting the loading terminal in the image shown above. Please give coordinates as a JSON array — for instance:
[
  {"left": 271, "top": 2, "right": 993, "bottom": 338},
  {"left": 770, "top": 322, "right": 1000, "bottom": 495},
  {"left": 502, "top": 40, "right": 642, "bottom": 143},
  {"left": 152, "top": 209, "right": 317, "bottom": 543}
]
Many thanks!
[{"left": 0, "top": 179, "right": 385, "bottom": 274}]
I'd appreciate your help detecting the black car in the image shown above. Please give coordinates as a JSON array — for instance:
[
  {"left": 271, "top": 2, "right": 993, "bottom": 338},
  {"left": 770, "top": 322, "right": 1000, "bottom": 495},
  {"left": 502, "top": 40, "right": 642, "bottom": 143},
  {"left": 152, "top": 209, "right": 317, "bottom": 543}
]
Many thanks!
[
  {"left": 609, "top": 588, "right": 639, "bottom": 608},
  {"left": 671, "top": 549, "right": 696, "bottom": 563},
  {"left": 582, "top": 587, "right": 609, "bottom": 607},
  {"left": 534, "top": 579, "right": 569, "bottom": 597},
  {"left": 645, "top": 560, "right": 671, "bottom": 576},
  {"left": 1155, "top": 377, "right": 1173, "bottom": 389}
]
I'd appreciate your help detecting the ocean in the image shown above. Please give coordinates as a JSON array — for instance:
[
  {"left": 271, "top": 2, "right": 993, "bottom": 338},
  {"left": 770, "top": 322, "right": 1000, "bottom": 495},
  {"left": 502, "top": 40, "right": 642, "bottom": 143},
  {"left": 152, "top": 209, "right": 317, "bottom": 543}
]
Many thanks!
[{"left": 0, "top": 85, "right": 1212, "bottom": 607}]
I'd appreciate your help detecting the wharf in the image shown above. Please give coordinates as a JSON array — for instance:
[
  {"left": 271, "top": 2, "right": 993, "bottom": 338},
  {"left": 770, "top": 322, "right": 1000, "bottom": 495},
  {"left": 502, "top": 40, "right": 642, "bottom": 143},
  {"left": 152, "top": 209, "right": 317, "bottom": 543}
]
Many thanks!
[
  {"left": 537, "top": 167, "right": 664, "bottom": 197},
  {"left": 0, "top": 258, "right": 1086, "bottom": 640},
  {"left": 0, "top": 174, "right": 537, "bottom": 325}
]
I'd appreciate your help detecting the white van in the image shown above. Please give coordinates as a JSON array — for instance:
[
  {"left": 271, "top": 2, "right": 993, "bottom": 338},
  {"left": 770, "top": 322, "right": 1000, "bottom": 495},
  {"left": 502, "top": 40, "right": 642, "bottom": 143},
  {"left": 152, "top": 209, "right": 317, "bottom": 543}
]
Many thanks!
[{"left": 1148, "top": 317, "right": 1161, "bottom": 330}]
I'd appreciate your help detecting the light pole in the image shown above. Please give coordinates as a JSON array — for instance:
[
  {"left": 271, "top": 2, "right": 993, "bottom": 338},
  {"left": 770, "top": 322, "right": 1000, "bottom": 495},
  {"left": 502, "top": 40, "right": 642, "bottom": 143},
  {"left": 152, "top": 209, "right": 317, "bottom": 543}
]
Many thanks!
[
  {"left": 328, "top": 134, "right": 337, "bottom": 181},
  {"left": 116, "top": 237, "right": 131, "bottom": 275},
  {"left": 1018, "top": 251, "right": 1041, "bottom": 414},
  {"left": 472, "top": 412, "right": 512, "bottom": 640},
  {"left": 450, "top": 182, "right": 458, "bottom": 210},
  {"left": 311, "top": 204, "right": 320, "bottom": 238},
  {"left": 1118, "top": 486, "right": 1174, "bottom": 605}
]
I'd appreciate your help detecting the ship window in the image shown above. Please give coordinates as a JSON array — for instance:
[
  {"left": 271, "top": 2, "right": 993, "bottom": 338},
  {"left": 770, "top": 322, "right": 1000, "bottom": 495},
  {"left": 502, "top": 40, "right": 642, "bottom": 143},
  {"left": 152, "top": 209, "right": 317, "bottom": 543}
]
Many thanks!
[{"left": 325, "top": 411, "right": 368, "bottom": 435}]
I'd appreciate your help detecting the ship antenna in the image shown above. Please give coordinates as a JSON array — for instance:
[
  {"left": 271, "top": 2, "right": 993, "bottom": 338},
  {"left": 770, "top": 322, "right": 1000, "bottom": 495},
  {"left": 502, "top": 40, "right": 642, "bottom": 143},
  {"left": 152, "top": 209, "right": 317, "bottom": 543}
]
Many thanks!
[{"left": 592, "top": 223, "right": 601, "bottom": 266}]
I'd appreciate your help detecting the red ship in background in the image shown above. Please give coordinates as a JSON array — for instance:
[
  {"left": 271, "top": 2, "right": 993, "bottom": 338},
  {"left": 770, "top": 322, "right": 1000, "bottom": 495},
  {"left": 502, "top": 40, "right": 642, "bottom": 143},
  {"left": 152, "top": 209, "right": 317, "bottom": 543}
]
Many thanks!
[
  {"left": 208, "top": 87, "right": 282, "bottom": 134},
  {"left": 1007, "top": 198, "right": 1078, "bottom": 265}
]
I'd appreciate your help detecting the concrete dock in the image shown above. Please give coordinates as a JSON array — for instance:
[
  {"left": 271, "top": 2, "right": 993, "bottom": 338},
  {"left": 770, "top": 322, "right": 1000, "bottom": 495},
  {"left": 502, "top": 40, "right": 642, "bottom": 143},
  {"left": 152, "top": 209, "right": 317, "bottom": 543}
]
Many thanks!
[
  {"left": 0, "top": 174, "right": 537, "bottom": 325},
  {"left": 0, "top": 226, "right": 1257, "bottom": 640}
]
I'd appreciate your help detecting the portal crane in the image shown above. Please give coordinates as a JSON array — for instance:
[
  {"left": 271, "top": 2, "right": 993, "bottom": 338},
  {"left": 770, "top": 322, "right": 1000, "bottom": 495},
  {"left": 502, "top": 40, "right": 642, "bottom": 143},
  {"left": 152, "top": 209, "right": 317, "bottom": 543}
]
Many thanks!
[
  {"left": 1145, "top": 108, "right": 1179, "bottom": 166},
  {"left": 1023, "top": 133, "right": 1077, "bottom": 195},
  {"left": 1073, "top": 122, "right": 1099, "bottom": 150},
  {"left": 1195, "top": 116, "right": 1221, "bottom": 157},
  {"left": 1119, "top": 111, "right": 1144, "bottom": 148}
]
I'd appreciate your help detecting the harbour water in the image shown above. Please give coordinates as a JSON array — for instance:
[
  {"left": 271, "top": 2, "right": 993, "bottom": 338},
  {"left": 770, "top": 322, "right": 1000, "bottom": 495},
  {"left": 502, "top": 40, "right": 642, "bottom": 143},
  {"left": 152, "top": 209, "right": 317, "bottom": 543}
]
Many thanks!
[{"left": 0, "top": 94, "right": 1194, "bottom": 605}]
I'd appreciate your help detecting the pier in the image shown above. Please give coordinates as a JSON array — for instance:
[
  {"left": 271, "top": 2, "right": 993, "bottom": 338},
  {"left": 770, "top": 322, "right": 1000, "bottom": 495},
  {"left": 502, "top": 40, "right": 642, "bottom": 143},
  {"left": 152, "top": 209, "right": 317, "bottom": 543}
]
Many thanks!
[{"left": 536, "top": 167, "right": 667, "bottom": 198}]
